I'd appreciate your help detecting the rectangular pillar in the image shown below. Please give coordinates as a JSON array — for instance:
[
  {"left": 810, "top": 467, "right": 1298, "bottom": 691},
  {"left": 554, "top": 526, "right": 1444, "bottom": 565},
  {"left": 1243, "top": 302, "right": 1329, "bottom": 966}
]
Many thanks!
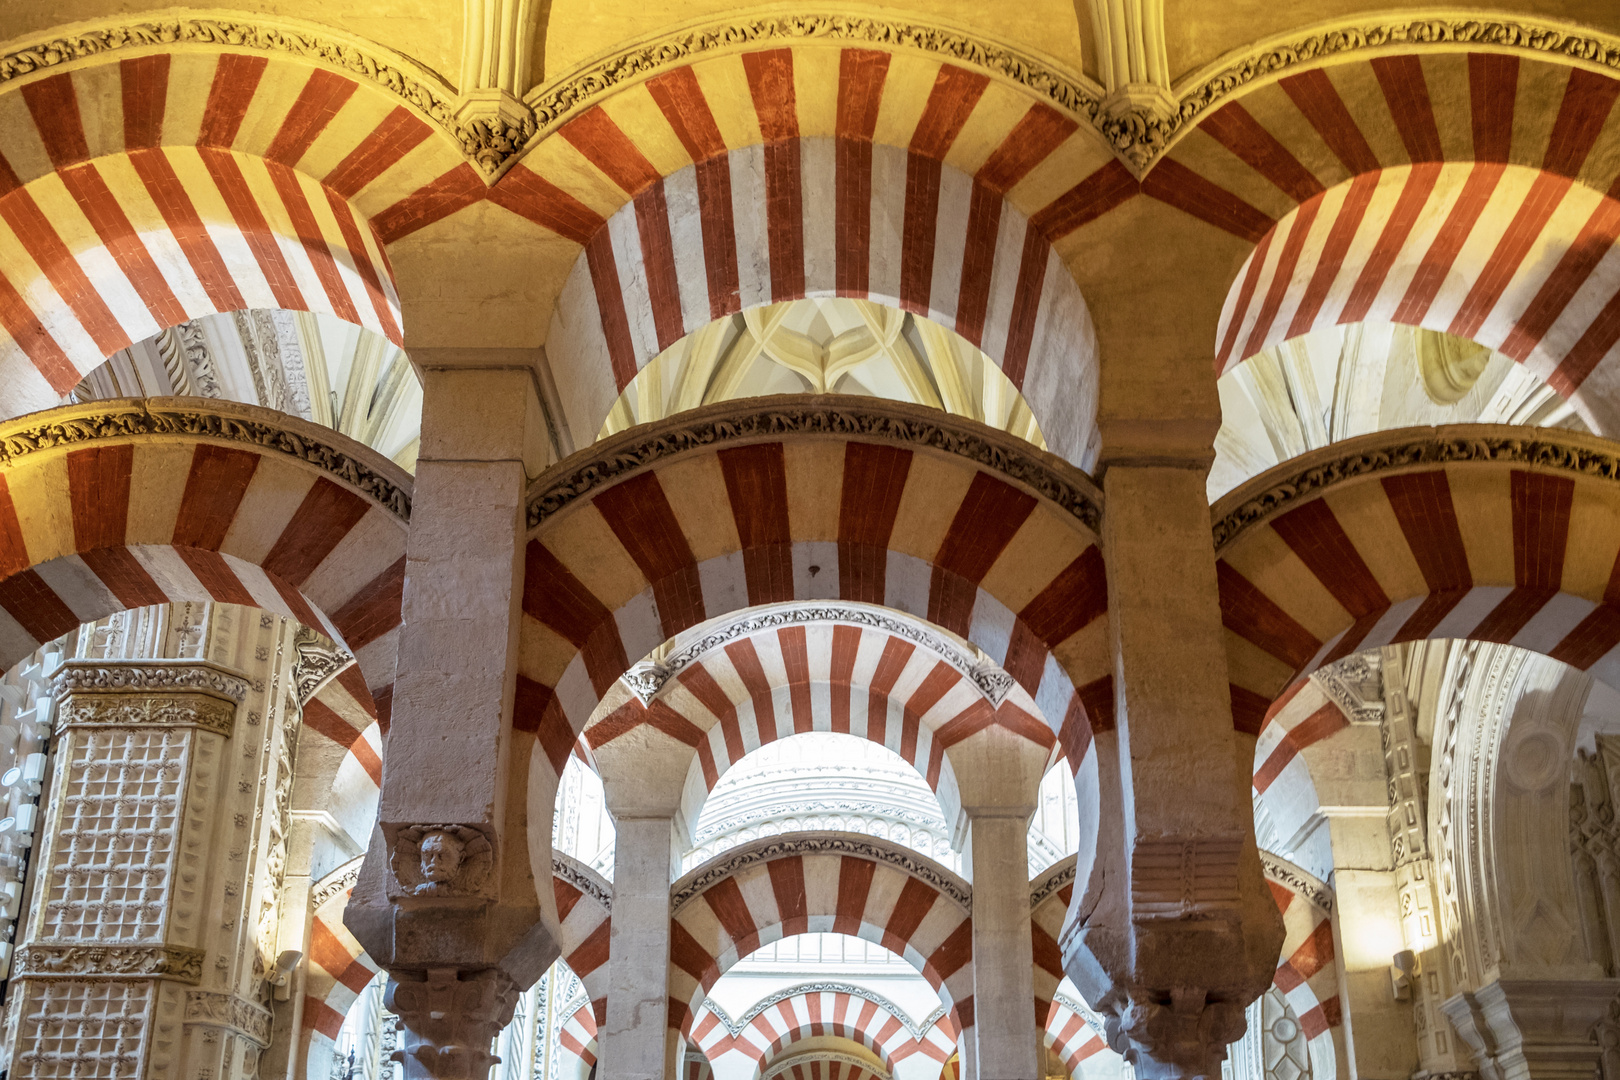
[
  {"left": 969, "top": 812, "right": 1040, "bottom": 1080},
  {"left": 602, "top": 815, "right": 678, "bottom": 1080}
]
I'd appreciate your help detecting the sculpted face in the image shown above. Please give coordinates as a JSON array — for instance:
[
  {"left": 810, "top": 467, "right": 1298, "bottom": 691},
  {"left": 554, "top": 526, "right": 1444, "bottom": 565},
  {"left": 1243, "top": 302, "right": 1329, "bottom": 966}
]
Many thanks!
[{"left": 419, "top": 830, "right": 465, "bottom": 884}]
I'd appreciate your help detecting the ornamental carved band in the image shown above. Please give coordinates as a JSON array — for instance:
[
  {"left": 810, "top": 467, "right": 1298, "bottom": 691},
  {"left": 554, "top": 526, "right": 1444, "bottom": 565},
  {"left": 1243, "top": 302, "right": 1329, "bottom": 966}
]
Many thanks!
[
  {"left": 54, "top": 661, "right": 248, "bottom": 737},
  {"left": 184, "top": 991, "right": 275, "bottom": 1047},
  {"left": 0, "top": 400, "right": 412, "bottom": 522},
  {"left": 528, "top": 395, "right": 1102, "bottom": 534},
  {"left": 14, "top": 944, "right": 206, "bottom": 984}
]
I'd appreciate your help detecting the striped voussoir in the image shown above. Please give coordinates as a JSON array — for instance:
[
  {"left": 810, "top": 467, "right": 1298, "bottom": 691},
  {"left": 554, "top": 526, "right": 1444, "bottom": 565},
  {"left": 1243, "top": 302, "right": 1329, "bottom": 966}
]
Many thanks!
[
  {"left": 763, "top": 1060, "right": 886, "bottom": 1080},
  {"left": 553, "top": 853, "right": 614, "bottom": 1026},
  {"left": 1251, "top": 680, "right": 1348, "bottom": 886},
  {"left": 690, "top": 985, "right": 957, "bottom": 1074},
  {"left": 0, "top": 400, "right": 408, "bottom": 703},
  {"left": 1157, "top": 50, "right": 1620, "bottom": 252},
  {"left": 1214, "top": 425, "right": 1620, "bottom": 724},
  {"left": 0, "top": 53, "right": 452, "bottom": 416},
  {"left": 1264, "top": 858, "right": 1342, "bottom": 1052},
  {"left": 557, "top": 999, "right": 601, "bottom": 1071},
  {"left": 666, "top": 833, "right": 974, "bottom": 1036},
  {"left": 301, "top": 858, "right": 378, "bottom": 1059},
  {"left": 586, "top": 607, "right": 1058, "bottom": 829},
  {"left": 546, "top": 133, "right": 1099, "bottom": 464},
  {"left": 517, "top": 397, "right": 1110, "bottom": 791},
  {"left": 1043, "top": 997, "right": 1109, "bottom": 1078},
  {"left": 1030, "top": 856, "right": 1108, "bottom": 1075}
]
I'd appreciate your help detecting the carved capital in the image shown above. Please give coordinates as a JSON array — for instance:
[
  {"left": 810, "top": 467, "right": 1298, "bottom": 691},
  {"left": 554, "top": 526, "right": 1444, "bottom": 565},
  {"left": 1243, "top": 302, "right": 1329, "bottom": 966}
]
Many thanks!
[
  {"left": 183, "top": 990, "right": 274, "bottom": 1047},
  {"left": 386, "top": 968, "right": 521, "bottom": 1080},
  {"left": 1106, "top": 988, "right": 1247, "bottom": 1080},
  {"left": 13, "top": 944, "right": 205, "bottom": 984},
  {"left": 388, "top": 824, "right": 496, "bottom": 902}
]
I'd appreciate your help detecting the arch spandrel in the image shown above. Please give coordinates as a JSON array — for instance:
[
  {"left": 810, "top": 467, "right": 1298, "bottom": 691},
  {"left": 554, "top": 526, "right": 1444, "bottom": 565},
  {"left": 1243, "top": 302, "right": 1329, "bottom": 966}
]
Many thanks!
[
  {"left": 1213, "top": 424, "right": 1620, "bottom": 727},
  {"left": 0, "top": 398, "right": 409, "bottom": 699}
]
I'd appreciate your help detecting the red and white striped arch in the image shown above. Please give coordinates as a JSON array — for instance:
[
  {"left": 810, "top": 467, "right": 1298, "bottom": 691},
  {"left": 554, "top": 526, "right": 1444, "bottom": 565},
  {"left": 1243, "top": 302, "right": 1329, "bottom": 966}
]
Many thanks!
[
  {"left": 1215, "top": 429, "right": 1620, "bottom": 718},
  {"left": 581, "top": 611, "right": 1062, "bottom": 830},
  {"left": 557, "top": 1000, "right": 600, "bottom": 1076},
  {"left": 0, "top": 51, "right": 458, "bottom": 417},
  {"left": 1215, "top": 163, "right": 1620, "bottom": 431},
  {"left": 1030, "top": 857, "right": 1124, "bottom": 1080},
  {"left": 546, "top": 135, "right": 1100, "bottom": 465},
  {"left": 763, "top": 1059, "right": 888, "bottom": 1080},
  {"left": 0, "top": 403, "right": 407, "bottom": 701},
  {"left": 518, "top": 416, "right": 1110, "bottom": 849},
  {"left": 1250, "top": 680, "right": 1351, "bottom": 884},
  {"left": 667, "top": 835, "right": 974, "bottom": 1038},
  {"left": 553, "top": 856, "right": 615, "bottom": 1024},
  {"left": 1265, "top": 865, "right": 1343, "bottom": 1078},
  {"left": 1042, "top": 998, "right": 1109, "bottom": 1079},
  {"left": 690, "top": 985, "right": 957, "bottom": 1075}
]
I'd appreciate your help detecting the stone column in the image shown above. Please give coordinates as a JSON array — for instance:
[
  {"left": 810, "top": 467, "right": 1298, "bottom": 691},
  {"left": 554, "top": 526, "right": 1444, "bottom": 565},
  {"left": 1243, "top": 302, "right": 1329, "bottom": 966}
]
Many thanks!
[
  {"left": 3, "top": 603, "right": 302, "bottom": 1080},
  {"left": 601, "top": 815, "right": 679, "bottom": 1080},
  {"left": 344, "top": 360, "right": 556, "bottom": 1079},
  {"left": 1443, "top": 980, "right": 1620, "bottom": 1080},
  {"left": 967, "top": 810, "right": 1039, "bottom": 1080},
  {"left": 1065, "top": 457, "right": 1283, "bottom": 1080}
]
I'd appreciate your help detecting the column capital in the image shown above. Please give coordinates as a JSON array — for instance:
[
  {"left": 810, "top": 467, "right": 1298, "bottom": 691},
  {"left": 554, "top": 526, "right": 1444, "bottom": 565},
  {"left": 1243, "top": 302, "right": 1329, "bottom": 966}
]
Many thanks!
[{"left": 387, "top": 967, "right": 523, "bottom": 1080}]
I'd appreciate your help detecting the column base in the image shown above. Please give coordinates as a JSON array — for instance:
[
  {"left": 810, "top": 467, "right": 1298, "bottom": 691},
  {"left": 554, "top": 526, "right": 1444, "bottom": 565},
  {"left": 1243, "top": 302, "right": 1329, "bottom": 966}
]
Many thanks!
[{"left": 1441, "top": 979, "right": 1620, "bottom": 1080}]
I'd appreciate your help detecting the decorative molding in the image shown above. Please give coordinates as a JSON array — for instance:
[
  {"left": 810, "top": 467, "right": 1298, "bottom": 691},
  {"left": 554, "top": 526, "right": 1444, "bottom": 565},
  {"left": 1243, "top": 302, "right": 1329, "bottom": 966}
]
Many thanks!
[
  {"left": 1260, "top": 850, "right": 1334, "bottom": 915},
  {"left": 1165, "top": 14, "right": 1620, "bottom": 165},
  {"left": 14, "top": 944, "right": 205, "bottom": 984},
  {"left": 1211, "top": 427, "right": 1620, "bottom": 553},
  {"left": 1054, "top": 989, "right": 1109, "bottom": 1037},
  {"left": 702, "top": 981, "right": 946, "bottom": 1041},
  {"left": 641, "top": 602, "right": 1010, "bottom": 710},
  {"left": 0, "top": 13, "right": 535, "bottom": 180},
  {"left": 1313, "top": 652, "right": 1384, "bottom": 726},
  {"left": 0, "top": 399, "right": 412, "bottom": 521},
  {"left": 183, "top": 990, "right": 274, "bottom": 1047},
  {"left": 311, "top": 856, "right": 364, "bottom": 911},
  {"left": 55, "top": 661, "right": 250, "bottom": 703},
  {"left": 56, "top": 694, "right": 237, "bottom": 736},
  {"left": 292, "top": 626, "right": 353, "bottom": 704},
  {"left": 671, "top": 831, "right": 970, "bottom": 912},
  {"left": 551, "top": 853, "right": 613, "bottom": 914},
  {"left": 1030, "top": 855, "right": 1078, "bottom": 911},
  {"left": 526, "top": 6, "right": 1106, "bottom": 156},
  {"left": 528, "top": 395, "right": 1102, "bottom": 535}
]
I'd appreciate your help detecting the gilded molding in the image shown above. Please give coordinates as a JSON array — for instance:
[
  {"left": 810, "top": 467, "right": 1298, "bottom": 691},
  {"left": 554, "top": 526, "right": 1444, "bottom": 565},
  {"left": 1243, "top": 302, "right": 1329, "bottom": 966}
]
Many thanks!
[
  {"left": 1162, "top": 13, "right": 1620, "bottom": 164},
  {"left": 528, "top": 395, "right": 1102, "bottom": 535},
  {"left": 1260, "top": 850, "right": 1334, "bottom": 915},
  {"left": 0, "top": 399, "right": 411, "bottom": 521},
  {"left": 1211, "top": 426, "right": 1620, "bottom": 553},
  {"left": 14, "top": 944, "right": 205, "bottom": 984},
  {"left": 671, "top": 831, "right": 970, "bottom": 912},
  {"left": 526, "top": 7, "right": 1106, "bottom": 158},
  {"left": 0, "top": 13, "right": 532, "bottom": 179}
]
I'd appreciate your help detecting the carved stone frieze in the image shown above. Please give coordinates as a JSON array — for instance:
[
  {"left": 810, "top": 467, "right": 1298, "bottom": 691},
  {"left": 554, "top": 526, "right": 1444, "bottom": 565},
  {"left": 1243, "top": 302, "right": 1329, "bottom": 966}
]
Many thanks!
[
  {"left": 54, "top": 661, "right": 249, "bottom": 702},
  {"left": 671, "top": 831, "right": 970, "bottom": 912},
  {"left": 528, "top": 396, "right": 1102, "bottom": 534},
  {"left": 1259, "top": 851, "right": 1334, "bottom": 915},
  {"left": 14, "top": 944, "right": 205, "bottom": 984},
  {"left": 292, "top": 625, "right": 353, "bottom": 703},
  {"left": 389, "top": 824, "right": 495, "bottom": 900},
  {"left": 0, "top": 400, "right": 411, "bottom": 521},
  {"left": 550, "top": 853, "right": 613, "bottom": 913},
  {"left": 1212, "top": 427, "right": 1620, "bottom": 553},
  {"left": 183, "top": 990, "right": 273, "bottom": 1047},
  {"left": 1313, "top": 652, "right": 1384, "bottom": 725},
  {"left": 56, "top": 694, "right": 237, "bottom": 736}
]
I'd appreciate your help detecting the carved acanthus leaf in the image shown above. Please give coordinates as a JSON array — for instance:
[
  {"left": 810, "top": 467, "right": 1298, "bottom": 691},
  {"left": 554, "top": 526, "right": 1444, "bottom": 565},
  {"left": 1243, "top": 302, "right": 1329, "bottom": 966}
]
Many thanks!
[
  {"left": 672, "top": 831, "right": 970, "bottom": 912},
  {"left": 184, "top": 991, "right": 274, "bottom": 1046},
  {"left": 54, "top": 661, "right": 250, "bottom": 702}
]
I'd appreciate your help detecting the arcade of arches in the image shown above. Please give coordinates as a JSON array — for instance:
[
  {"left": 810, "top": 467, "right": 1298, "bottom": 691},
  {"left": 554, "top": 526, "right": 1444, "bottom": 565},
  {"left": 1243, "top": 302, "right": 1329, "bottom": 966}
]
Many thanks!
[{"left": 11, "top": 1, "right": 1620, "bottom": 1080}]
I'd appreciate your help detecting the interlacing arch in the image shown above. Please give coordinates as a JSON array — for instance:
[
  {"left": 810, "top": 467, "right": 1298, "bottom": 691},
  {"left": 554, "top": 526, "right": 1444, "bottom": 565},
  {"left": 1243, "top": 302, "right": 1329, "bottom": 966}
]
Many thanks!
[
  {"left": 0, "top": 46, "right": 463, "bottom": 414},
  {"left": 665, "top": 833, "right": 974, "bottom": 1038},
  {"left": 1214, "top": 424, "right": 1620, "bottom": 730},
  {"left": 0, "top": 399, "right": 408, "bottom": 703},
  {"left": 515, "top": 396, "right": 1113, "bottom": 879}
]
